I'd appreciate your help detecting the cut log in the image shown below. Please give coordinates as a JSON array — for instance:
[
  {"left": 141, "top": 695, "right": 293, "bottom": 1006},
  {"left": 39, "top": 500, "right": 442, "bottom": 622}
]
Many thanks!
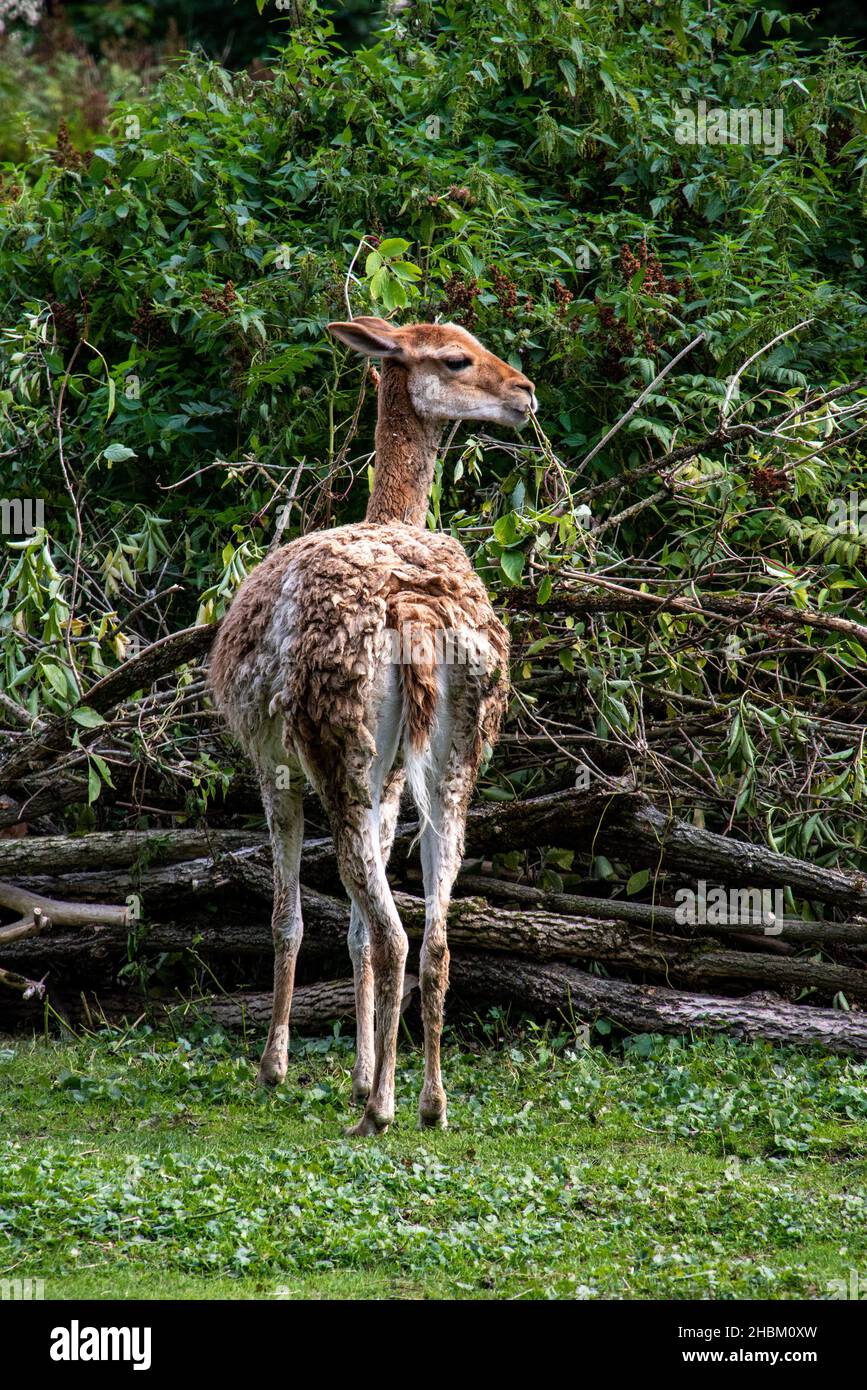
[
  {"left": 220, "top": 787, "right": 867, "bottom": 916},
  {"left": 4, "top": 882, "right": 866, "bottom": 1002},
  {"left": 0, "top": 974, "right": 417, "bottom": 1033},
  {"left": 0, "top": 828, "right": 265, "bottom": 874},
  {"left": 4, "top": 784, "right": 866, "bottom": 919},
  {"left": 456, "top": 874, "right": 867, "bottom": 946},
  {"left": 449, "top": 953, "right": 867, "bottom": 1057},
  {"left": 198, "top": 974, "right": 417, "bottom": 1031}
]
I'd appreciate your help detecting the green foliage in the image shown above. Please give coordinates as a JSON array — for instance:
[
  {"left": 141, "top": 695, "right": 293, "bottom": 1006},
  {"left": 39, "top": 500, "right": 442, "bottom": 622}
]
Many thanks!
[
  {"left": 2, "top": 1023, "right": 867, "bottom": 1298},
  {"left": 1, "top": 0, "right": 866, "bottom": 856}
]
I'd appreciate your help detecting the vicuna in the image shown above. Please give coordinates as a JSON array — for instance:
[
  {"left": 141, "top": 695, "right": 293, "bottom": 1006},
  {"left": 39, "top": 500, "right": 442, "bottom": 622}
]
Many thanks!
[{"left": 210, "top": 316, "right": 535, "bottom": 1134}]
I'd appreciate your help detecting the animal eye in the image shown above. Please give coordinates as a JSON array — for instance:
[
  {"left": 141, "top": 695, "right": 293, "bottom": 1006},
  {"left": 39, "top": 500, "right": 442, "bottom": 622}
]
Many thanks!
[{"left": 444, "top": 356, "right": 472, "bottom": 371}]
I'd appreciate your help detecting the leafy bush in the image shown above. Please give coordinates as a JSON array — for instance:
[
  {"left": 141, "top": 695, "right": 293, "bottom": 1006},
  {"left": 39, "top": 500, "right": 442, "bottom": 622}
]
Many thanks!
[{"left": 1, "top": 0, "right": 866, "bottom": 869}]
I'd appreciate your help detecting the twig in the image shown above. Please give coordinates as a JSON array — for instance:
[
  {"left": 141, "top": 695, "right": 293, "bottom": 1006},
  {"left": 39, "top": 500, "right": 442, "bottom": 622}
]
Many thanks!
[
  {"left": 577, "top": 333, "right": 706, "bottom": 473},
  {"left": 720, "top": 318, "right": 813, "bottom": 424},
  {"left": 0, "top": 965, "right": 47, "bottom": 999}
]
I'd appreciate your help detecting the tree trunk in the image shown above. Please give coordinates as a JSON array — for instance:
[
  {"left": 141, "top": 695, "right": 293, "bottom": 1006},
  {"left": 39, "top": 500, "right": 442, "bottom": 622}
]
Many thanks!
[
  {"left": 4, "top": 788, "right": 866, "bottom": 915},
  {"left": 0, "top": 975, "right": 417, "bottom": 1033},
  {"left": 456, "top": 873, "right": 867, "bottom": 946},
  {"left": 4, "top": 882, "right": 866, "bottom": 1002},
  {"left": 0, "top": 829, "right": 265, "bottom": 875},
  {"left": 450, "top": 953, "right": 867, "bottom": 1057}
]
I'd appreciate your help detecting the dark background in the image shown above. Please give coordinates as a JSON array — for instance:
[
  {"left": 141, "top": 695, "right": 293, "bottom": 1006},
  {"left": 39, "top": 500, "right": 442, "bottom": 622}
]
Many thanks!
[{"left": 33, "top": 1, "right": 867, "bottom": 66}]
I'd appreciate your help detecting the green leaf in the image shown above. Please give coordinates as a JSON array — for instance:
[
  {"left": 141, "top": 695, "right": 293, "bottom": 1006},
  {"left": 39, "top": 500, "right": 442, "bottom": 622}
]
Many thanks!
[
  {"left": 493, "top": 512, "right": 519, "bottom": 545},
  {"left": 42, "top": 663, "right": 68, "bottom": 697},
  {"left": 72, "top": 707, "right": 105, "bottom": 729},
  {"left": 558, "top": 58, "right": 577, "bottom": 96},
  {"left": 102, "top": 444, "right": 137, "bottom": 465},
  {"left": 500, "top": 550, "right": 525, "bottom": 585},
  {"left": 88, "top": 762, "right": 102, "bottom": 805},
  {"left": 376, "top": 238, "right": 411, "bottom": 258},
  {"left": 90, "top": 752, "right": 115, "bottom": 789},
  {"left": 787, "top": 194, "right": 819, "bottom": 226},
  {"left": 627, "top": 868, "right": 651, "bottom": 895},
  {"left": 368, "top": 266, "right": 387, "bottom": 301}
]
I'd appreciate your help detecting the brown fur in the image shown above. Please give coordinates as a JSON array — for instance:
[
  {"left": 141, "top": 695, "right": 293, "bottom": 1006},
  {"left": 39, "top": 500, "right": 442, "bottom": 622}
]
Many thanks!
[
  {"left": 369, "top": 362, "right": 442, "bottom": 527},
  {"left": 209, "top": 521, "right": 509, "bottom": 770}
]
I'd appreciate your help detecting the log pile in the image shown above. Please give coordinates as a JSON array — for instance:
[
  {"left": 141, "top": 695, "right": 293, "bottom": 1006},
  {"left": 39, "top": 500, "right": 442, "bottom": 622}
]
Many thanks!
[
  {"left": 1, "top": 615, "right": 866, "bottom": 1055},
  {"left": 2, "top": 779, "right": 867, "bottom": 1056}
]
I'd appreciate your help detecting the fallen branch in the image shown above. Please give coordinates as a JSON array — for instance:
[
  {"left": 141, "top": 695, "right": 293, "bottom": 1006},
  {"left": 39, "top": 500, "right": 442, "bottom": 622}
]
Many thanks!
[
  {"left": 5, "top": 881, "right": 866, "bottom": 1003},
  {"left": 450, "top": 953, "right": 867, "bottom": 1057},
  {"left": 0, "top": 623, "right": 217, "bottom": 791},
  {"left": 0, "top": 828, "right": 264, "bottom": 875},
  {"left": 0, "top": 964, "right": 46, "bottom": 999},
  {"left": 228, "top": 786, "right": 867, "bottom": 916},
  {"left": 196, "top": 974, "right": 417, "bottom": 1032},
  {"left": 0, "top": 881, "right": 131, "bottom": 928},
  {"left": 0, "top": 907, "right": 52, "bottom": 946},
  {"left": 0, "top": 975, "right": 417, "bottom": 1031},
  {"left": 513, "top": 574, "right": 867, "bottom": 649},
  {"left": 578, "top": 374, "right": 867, "bottom": 503},
  {"left": 9, "top": 782, "right": 863, "bottom": 922},
  {"left": 457, "top": 874, "right": 867, "bottom": 946}
]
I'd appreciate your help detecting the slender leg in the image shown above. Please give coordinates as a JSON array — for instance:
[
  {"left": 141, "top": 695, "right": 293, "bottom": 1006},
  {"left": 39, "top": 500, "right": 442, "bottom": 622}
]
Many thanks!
[
  {"left": 333, "top": 803, "right": 408, "bottom": 1137},
  {"left": 348, "top": 768, "right": 405, "bottom": 1105},
  {"left": 257, "top": 770, "right": 305, "bottom": 1086},
  {"left": 417, "top": 767, "right": 473, "bottom": 1129},
  {"left": 347, "top": 903, "right": 374, "bottom": 1104}
]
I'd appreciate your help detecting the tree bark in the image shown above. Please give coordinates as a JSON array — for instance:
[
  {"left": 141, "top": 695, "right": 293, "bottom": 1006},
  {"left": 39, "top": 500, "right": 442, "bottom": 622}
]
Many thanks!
[
  {"left": 0, "top": 880, "right": 130, "bottom": 927},
  {"left": 456, "top": 873, "right": 867, "bottom": 946},
  {"left": 4, "top": 787, "right": 866, "bottom": 917},
  {"left": 450, "top": 953, "right": 867, "bottom": 1057},
  {"left": 0, "top": 975, "right": 416, "bottom": 1032},
  {"left": 0, "top": 828, "right": 265, "bottom": 875},
  {"left": 4, "top": 883, "right": 866, "bottom": 1001},
  {"left": 511, "top": 574, "right": 867, "bottom": 648}
]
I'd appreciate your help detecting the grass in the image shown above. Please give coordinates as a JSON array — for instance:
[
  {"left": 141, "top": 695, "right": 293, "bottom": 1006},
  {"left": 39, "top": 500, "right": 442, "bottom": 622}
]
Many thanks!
[{"left": 2, "top": 1016, "right": 867, "bottom": 1300}]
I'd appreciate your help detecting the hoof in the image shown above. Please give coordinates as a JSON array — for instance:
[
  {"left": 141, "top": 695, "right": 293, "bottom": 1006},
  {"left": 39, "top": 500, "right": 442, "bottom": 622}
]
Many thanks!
[
  {"left": 419, "top": 1087, "right": 447, "bottom": 1129},
  {"left": 351, "top": 1081, "right": 371, "bottom": 1106},
  {"left": 345, "top": 1108, "right": 391, "bottom": 1138},
  {"left": 257, "top": 1054, "right": 287, "bottom": 1087},
  {"left": 419, "top": 1108, "right": 448, "bottom": 1130}
]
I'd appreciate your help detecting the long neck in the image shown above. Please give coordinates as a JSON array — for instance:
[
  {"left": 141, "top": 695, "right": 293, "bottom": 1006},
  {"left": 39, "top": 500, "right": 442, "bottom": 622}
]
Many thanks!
[{"left": 367, "top": 360, "right": 443, "bottom": 527}]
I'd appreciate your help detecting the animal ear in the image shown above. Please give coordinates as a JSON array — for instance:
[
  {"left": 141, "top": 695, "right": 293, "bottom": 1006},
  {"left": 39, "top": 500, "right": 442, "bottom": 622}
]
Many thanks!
[{"left": 326, "top": 317, "right": 405, "bottom": 359}]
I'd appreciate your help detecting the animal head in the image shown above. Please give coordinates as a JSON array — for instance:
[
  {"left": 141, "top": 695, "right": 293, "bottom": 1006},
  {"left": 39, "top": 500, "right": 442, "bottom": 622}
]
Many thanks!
[{"left": 327, "top": 316, "right": 537, "bottom": 428}]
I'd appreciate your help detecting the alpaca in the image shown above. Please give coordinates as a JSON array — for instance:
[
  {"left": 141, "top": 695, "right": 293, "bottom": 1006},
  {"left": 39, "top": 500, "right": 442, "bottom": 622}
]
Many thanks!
[{"left": 209, "top": 316, "right": 536, "bottom": 1135}]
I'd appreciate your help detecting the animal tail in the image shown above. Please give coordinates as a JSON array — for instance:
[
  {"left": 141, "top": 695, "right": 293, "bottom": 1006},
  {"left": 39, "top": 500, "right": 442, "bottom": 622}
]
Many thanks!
[
  {"left": 391, "top": 617, "right": 495, "bottom": 835},
  {"left": 390, "top": 615, "right": 440, "bottom": 833}
]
